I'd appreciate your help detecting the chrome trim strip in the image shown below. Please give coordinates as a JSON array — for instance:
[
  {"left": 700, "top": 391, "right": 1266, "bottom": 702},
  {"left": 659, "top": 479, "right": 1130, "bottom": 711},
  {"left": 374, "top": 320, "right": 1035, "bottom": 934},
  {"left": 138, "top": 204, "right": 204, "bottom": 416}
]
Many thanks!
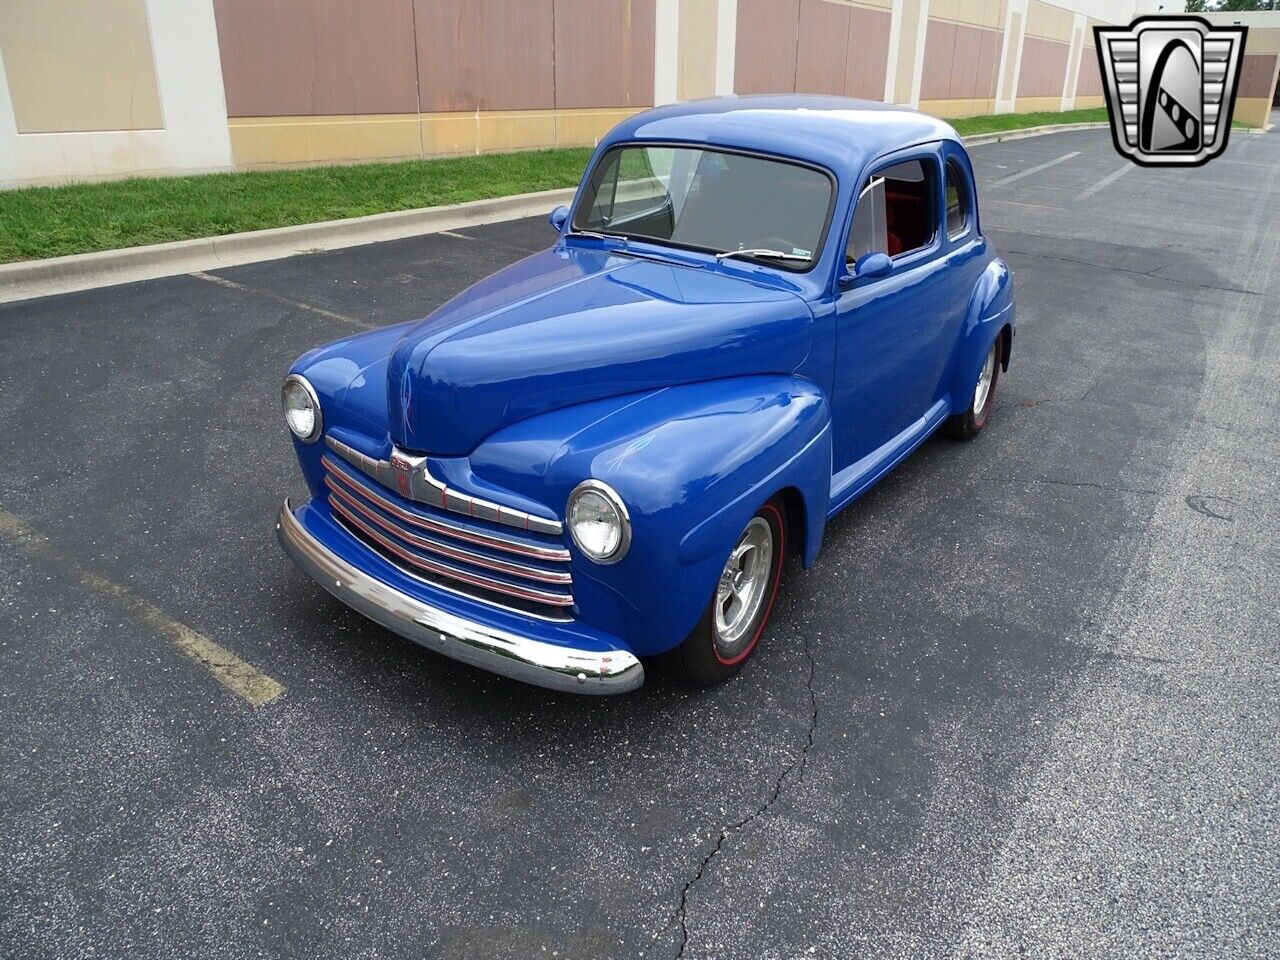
[
  {"left": 322, "top": 458, "right": 571, "bottom": 562},
  {"left": 326, "top": 435, "right": 563, "bottom": 536},
  {"left": 277, "top": 500, "right": 642, "bottom": 694},
  {"left": 332, "top": 514, "right": 572, "bottom": 623},
  {"left": 330, "top": 496, "right": 575, "bottom": 608},
  {"left": 325, "top": 477, "right": 572, "bottom": 585}
]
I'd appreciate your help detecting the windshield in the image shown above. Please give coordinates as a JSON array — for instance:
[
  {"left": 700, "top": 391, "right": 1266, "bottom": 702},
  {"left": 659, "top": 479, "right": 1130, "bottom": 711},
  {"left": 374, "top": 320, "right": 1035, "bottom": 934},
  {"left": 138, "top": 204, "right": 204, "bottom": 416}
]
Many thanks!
[{"left": 572, "top": 145, "right": 833, "bottom": 269}]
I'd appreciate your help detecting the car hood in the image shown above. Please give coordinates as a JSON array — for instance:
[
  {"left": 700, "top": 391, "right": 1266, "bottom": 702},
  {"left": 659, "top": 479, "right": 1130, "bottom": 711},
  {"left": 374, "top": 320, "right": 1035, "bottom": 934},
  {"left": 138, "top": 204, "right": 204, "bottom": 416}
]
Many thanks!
[{"left": 387, "top": 247, "right": 814, "bottom": 455}]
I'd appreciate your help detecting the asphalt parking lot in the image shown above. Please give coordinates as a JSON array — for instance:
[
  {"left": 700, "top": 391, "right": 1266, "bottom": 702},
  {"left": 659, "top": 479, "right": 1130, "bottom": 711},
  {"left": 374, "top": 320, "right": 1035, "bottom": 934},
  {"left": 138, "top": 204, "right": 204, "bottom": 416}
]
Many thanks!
[{"left": 3, "top": 121, "right": 1278, "bottom": 959}]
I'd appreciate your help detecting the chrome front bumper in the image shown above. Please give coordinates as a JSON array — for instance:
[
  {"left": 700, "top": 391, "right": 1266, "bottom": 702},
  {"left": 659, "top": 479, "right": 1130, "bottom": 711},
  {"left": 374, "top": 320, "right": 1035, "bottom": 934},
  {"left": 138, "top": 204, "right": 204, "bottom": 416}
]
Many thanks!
[{"left": 277, "top": 499, "right": 644, "bottom": 695}]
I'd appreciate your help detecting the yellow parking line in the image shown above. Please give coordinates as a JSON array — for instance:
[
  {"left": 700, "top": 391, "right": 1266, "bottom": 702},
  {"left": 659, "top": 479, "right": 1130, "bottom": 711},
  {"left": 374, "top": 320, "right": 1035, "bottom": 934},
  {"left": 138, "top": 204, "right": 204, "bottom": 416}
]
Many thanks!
[{"left": 0, "top": 508, "right": 284, "bottom": 707}]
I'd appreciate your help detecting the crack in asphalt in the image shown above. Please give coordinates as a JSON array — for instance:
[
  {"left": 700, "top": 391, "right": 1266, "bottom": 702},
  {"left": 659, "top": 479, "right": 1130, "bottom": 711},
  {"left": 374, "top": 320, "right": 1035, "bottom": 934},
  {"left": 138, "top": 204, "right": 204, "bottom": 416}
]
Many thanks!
[
  {"left": 672, "top": 587, "right": 819, "bottom": 959},
  {"left": 1014, "top": 380, "right": 1098, "bottom": 409},
  {"left": 985, "top": 476, "right": 1164, "bottom": 497}
]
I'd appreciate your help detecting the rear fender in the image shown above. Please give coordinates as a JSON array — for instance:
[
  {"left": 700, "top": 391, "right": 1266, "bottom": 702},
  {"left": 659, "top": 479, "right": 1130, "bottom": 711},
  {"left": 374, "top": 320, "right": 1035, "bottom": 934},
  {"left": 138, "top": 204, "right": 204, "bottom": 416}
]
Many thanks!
[{"left": 949, "top": 256, "right": 1014, "bottom": 413}]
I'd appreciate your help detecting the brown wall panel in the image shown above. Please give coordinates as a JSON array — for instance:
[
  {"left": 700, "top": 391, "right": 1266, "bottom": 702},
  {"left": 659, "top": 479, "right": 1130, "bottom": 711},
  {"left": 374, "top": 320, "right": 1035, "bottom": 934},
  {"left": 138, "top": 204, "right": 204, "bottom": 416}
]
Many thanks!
[
  {"left": 950, "top": 21, "right": 981, "bottom": 99},
  {"left": 795, "top": 0, "right": 851, "bottom": 96},
  {"left": 1016, "top": 36, "right": 1068, "bottom": 98},
  {"left": 844, "top": 6, "right": 890, "bottom": 100},
  {"left": 922, "top": 20, "right": 1000, "bottom": 101},
  {"left": 920, "top": 20, "right": 957, "bottom": 101},
  {"left": 1238, "top": 53, "right": 1279, "bottom": 99},
  {"left": 416, "top": 0, "right": 555, "bottom": 112},
  {"left": 554, "top": 0, "right": 655, "bottom": 108},
  {"left": 735, "top": 0, "right": 801, "bottom": 95},
  {"left": 213, "top": 0, "right": 418, "bottom": 117},
  {"left": 976, "top": 26, "right": 1001, "bottom": 99},
  {"left": 1076, "top": 44, "right": 1101, "bottom": 97}
]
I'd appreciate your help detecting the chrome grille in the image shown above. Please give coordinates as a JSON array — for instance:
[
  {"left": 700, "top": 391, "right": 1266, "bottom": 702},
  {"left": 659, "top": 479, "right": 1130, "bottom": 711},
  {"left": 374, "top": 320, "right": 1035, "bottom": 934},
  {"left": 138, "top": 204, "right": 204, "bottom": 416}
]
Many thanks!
[{"left": 322, "top": 455, "right": 573, "bottom": 619}]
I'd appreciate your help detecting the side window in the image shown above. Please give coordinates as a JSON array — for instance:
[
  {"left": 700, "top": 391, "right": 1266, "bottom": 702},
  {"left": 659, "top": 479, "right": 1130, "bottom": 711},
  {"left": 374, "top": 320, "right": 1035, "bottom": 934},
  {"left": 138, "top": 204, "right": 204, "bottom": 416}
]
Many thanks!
[
  {"left": 846, "top": 177, "right": 887, "bottom": 262},
  {"left": 846, "top": 158, "right": 938, "bottom": 264},
  {"left": 945, "top": 159, "right": 971, "bottom": 238}
]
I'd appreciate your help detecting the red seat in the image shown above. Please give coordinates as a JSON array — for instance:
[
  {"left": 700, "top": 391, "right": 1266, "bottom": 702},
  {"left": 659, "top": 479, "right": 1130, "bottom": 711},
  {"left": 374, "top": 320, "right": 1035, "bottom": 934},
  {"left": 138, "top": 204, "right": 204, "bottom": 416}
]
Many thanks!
[{"left": 884, "top": 189, "right": 929, "bottom": 253}]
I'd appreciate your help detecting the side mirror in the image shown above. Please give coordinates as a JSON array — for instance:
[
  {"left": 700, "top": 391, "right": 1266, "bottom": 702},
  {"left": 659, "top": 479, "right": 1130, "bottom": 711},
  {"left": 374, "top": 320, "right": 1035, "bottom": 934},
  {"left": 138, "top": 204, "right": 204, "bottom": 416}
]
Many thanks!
[
  {"left": 854, "top": 251, "right": 892, "bottom": 280},
  {"left": 548, "top": 205, "right": 570, "bottom": 232}
]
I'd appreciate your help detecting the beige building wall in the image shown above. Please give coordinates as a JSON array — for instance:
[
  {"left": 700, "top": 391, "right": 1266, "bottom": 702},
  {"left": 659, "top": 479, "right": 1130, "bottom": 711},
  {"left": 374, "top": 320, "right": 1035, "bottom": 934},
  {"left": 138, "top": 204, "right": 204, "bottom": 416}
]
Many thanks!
[
  {"left": 0, "top": 0, "right": 163, "bottom": 133},
  {"left": 1204, "top": 11, "right": 1280, "bottom": 131},
  {"left": 0, "top": 0, "right": 233, "bottom": 188},
  {"left": 16, "top": 0, "right": 1264, "bottom": 189}
]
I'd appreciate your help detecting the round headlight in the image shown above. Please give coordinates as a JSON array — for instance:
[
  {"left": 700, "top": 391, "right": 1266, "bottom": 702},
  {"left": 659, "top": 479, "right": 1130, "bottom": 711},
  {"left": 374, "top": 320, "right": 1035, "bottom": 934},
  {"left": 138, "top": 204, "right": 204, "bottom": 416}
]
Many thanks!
[
  {"left": 567, "top": 480, "right": 630, "bottom": 564},
  {"left": 282, "top": 374, "right": 322, "bottom": 442}
]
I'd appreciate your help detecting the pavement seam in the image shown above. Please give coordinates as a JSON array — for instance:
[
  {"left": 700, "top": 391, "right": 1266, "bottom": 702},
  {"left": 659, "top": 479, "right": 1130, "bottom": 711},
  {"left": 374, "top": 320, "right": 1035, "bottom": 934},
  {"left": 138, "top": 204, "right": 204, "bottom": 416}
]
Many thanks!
[{"left": 672, "top": 585, "right": 819, "bottom": 959}]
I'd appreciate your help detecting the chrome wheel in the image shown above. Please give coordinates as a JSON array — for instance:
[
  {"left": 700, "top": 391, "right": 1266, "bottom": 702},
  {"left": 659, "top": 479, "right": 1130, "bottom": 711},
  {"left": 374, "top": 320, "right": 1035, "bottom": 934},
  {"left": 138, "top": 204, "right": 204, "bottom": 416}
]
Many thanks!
[
  {"left": 713, "top": 517, "right": 774, "bottom": 657},
  {"left": 974, "top": 343, "right": 997, "bottom": 416}
]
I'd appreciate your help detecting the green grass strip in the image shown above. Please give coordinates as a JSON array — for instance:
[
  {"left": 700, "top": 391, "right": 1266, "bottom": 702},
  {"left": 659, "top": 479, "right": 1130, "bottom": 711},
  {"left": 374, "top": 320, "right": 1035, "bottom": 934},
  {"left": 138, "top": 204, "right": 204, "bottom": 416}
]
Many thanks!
[
  {"left": 948, "top": 107, "right": 1110, "bottom": 136},
  {"left": 0, "top": 148, "right": 593, "bottom": 264},
  {"left": 0, "top": 106, "right": 1256, "bottom": 264}
]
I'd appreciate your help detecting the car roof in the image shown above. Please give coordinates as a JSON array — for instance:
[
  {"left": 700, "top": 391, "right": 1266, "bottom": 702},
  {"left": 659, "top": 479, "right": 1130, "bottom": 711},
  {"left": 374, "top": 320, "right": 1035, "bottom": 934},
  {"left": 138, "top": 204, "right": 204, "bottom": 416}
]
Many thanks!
[{"left": 601, "top": 95, "right": 963, "bottom": 180}]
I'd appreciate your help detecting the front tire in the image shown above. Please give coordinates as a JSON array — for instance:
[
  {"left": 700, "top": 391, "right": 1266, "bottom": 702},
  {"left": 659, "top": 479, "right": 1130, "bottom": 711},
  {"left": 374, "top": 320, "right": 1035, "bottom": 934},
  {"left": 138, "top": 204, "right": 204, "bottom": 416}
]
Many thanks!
[
  {"left": 667, "top": 498, "right": 786, "bottom": 686},
  {"left": 945, "top": 336, "right": 1001, "bottom": 440}
]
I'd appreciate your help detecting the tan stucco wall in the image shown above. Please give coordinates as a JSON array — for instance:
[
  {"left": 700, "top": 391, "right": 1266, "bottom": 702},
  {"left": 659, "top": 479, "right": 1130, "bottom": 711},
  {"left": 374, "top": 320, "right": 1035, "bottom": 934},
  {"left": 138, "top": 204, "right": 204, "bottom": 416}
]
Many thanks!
[
  {"left": 228, "top": 108, "right": 644, "bottom": 168},
  {"left": 677, "top": 0, "right": 718, "bottom": 100},
  {"left": 894, "top": 0, "right": 926, "bottom": 104},
  {"left": 0, "top": 0, "right": 163, "bottom": 133}
]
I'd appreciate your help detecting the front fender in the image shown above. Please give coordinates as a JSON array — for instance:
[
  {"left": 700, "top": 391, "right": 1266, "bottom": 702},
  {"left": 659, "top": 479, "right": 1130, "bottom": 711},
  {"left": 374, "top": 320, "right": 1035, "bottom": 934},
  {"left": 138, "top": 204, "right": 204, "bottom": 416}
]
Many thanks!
[
  {"left": 286, "top": 321, "right": 415, "bottom": 500},
  {"left": 948, "top": 256, "right": 1015, "bottom": 414},
  {"left": 469, "top": 376, "right": 832, "bottom": 656}
]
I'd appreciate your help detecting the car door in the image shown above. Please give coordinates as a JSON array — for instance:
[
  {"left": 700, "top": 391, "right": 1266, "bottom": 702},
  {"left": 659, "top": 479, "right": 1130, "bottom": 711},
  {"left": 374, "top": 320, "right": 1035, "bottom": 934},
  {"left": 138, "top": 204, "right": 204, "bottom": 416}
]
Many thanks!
[
  {"left": 941, "top": 144, "right": 989, "bottom": 380},
  {"left": 831, "top": 146, "right": 950, "bottom": 474}
]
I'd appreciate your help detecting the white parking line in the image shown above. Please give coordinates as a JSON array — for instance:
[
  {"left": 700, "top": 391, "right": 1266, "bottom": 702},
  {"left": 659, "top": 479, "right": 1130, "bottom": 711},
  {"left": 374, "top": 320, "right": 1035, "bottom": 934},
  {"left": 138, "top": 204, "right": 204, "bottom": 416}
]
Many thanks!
[
  {"left": 988, "top": 198, "right": 1066, "bottom": 212},
  {"left": 189, "top": 272, "right": 376, "bottom": 330},
  {"left": 1078, "top": 162, "right": 1134, "bottom": 201},
  {"left": 988, "top": 151, "right": 1082, "bottom": 189}
]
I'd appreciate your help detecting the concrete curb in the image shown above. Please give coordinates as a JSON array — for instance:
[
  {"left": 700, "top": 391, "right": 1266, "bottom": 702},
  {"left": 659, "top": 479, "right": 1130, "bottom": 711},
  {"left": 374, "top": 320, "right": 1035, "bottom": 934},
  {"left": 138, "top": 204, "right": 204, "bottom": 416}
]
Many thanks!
[
  {"left": 0, "top": 186, "right": 577, "bottom": 305},
  {"left": 0, "top": 121, "right": 1131, "bottom": 305},
  {"left": 961, "top": 121, "right": 1108, "bottom": 145}
]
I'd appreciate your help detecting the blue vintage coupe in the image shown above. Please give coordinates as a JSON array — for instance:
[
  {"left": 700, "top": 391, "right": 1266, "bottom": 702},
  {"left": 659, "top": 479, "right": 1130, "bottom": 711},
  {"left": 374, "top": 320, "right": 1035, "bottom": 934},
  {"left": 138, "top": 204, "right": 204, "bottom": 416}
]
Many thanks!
[{"left": 277, "top": 95, "right": 1015, "bottom": 694}]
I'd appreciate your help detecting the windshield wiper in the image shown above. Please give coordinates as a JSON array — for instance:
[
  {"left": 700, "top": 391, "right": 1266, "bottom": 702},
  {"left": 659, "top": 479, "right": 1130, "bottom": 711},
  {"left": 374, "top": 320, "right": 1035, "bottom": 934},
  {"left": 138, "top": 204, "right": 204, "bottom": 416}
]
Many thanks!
[
  {"left": 715, "top": 248, "right": 809, "bottom": 263},
  {"left": 565, "top": 229, "right": 624, "bottom": 243}
]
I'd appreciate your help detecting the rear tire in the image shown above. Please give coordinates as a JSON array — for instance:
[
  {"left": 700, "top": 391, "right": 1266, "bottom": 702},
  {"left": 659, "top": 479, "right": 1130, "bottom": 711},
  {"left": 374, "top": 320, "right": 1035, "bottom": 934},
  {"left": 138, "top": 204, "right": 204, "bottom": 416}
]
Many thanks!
[
  {"left": 945, "top": 336, "right": 1001, "bottom": 440},
  {"left": 666, "top": 498, "right": 786, "bottom": 686}
]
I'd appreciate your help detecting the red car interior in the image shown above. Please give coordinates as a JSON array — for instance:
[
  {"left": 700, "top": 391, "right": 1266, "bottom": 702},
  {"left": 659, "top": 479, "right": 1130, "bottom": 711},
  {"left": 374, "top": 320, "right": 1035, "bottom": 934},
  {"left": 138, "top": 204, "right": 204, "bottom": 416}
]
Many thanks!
[{"left": 884, "top": 187, "right": 932, "bottom": 257}]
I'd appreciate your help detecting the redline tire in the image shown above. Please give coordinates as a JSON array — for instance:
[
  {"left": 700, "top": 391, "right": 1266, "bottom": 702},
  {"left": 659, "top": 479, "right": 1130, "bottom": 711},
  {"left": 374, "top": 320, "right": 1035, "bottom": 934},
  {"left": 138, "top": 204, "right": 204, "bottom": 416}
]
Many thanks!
[
  {"left": 666, "top": 498, "right": 787, "bottom": 686},
  {"left": 945, "top": 336, "right": 1002, "bottom": 440}
]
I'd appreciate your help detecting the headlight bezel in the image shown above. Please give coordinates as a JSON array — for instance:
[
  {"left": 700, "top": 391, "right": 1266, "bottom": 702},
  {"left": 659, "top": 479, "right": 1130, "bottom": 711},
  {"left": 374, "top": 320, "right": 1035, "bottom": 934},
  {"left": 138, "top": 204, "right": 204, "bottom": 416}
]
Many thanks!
[
  {"left": 566, "top": 479, "right": 631, "bottom": 564},
  {"left": 282, "top": 373, "right": 323, "bottom": 443}
]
